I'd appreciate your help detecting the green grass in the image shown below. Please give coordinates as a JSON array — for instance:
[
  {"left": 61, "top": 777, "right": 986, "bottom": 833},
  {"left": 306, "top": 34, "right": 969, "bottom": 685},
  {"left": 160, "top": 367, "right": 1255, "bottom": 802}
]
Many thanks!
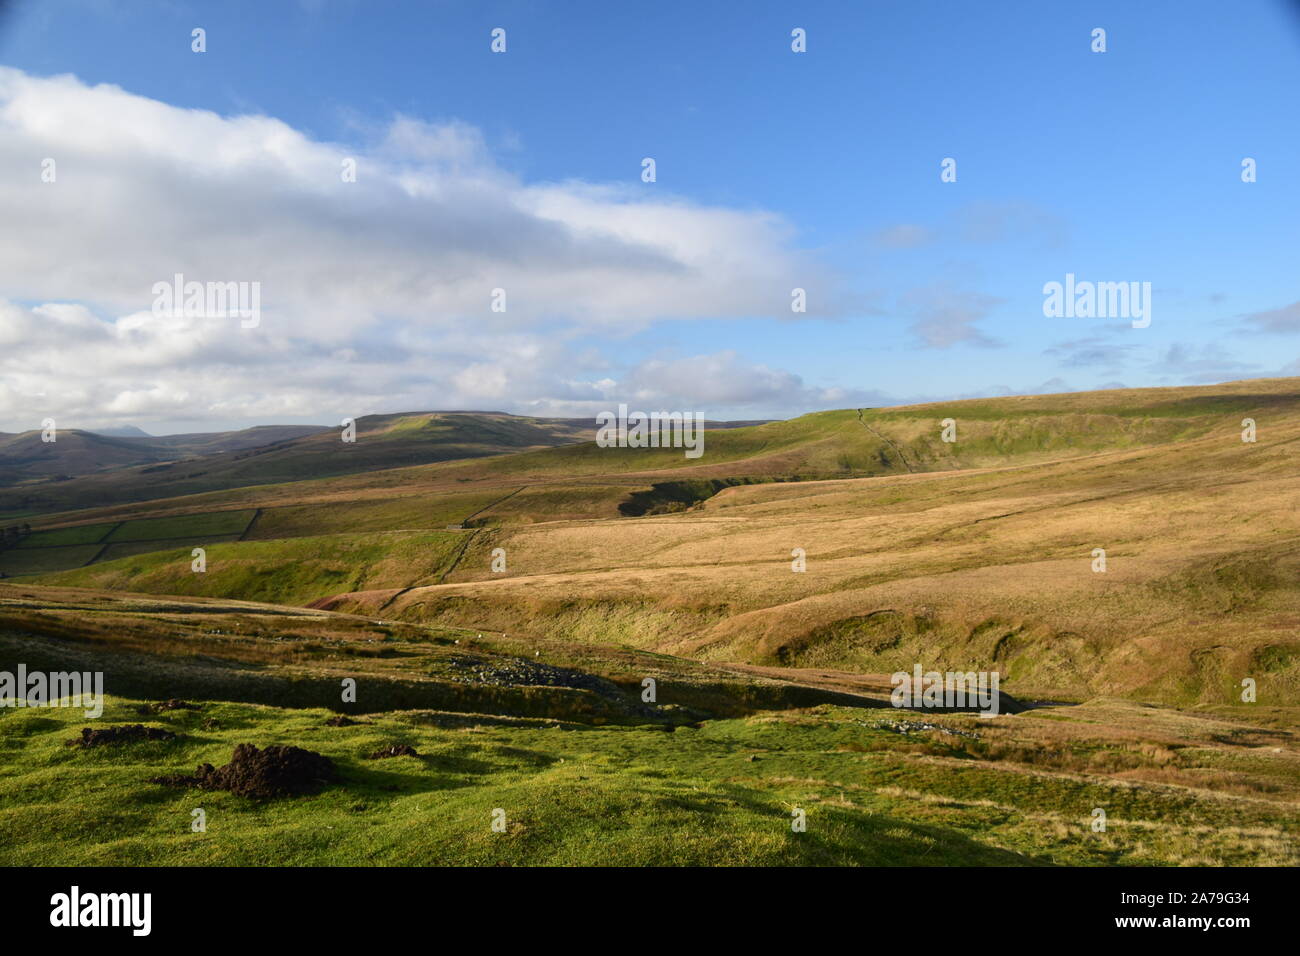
[
  {"left": 97, "top": 535, "right": 245, "bottom": 562},
  {"left": 1, "top": 696, "right": 1292, "bottom": 866},
  {"left": 16, "top": 524, "right": 115, "bottom": 548},
  {"left": 248, "top": 493, "right": 503, "bottom": 538},
  {"left": 35, "top": 530, "right": 467, "bottom": 605},
  {"left": 107, "top": 510, "right": 257, "bottom": 542},
  {"left": 0, "top": 510, "right": 258, "bottom": 577},
  {"left": 0, "top": 544, "right": 103, "bottom": 575}
]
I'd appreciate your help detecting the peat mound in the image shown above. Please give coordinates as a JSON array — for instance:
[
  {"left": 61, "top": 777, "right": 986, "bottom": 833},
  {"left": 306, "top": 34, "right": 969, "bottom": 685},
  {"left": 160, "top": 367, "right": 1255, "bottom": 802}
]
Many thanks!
[
  {"left": 151, "top": 743, "right": 337, "bottom": 799},
  {"left": 67, "top": 725, "right": 177, "bottom": 747},
  {"left": 366, "top": 743, "right": 418, "bottom": 759}
]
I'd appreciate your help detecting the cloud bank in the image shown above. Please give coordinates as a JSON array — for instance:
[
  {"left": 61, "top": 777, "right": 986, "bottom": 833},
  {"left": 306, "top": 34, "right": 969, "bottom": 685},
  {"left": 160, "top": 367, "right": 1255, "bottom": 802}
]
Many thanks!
[{"left": 0, "top": 67, "right": 842, "bottom": 430}]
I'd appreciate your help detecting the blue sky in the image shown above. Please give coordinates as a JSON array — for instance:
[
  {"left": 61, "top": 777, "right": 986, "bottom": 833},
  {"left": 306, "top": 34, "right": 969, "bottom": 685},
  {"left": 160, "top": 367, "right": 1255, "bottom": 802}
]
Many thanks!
[{"left": 1, "top": 0, "right": 1298, "bottom": 432}]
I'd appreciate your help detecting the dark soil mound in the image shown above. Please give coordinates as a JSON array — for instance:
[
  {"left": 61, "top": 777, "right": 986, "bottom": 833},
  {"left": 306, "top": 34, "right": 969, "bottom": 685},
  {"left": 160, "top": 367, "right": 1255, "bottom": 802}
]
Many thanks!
[
  {"left": 67, "top": 725, "right": 177, "bottom": 747},
  {"left": 366, "top": 743, "right": 418, "bottom": 759},
  {"left": 151, "top": 743, "right": 338, "bottom": 799},
  {"left": 140, "top": 699, "right": 199, "bottom": 714},
  {"left": 325, "top": 715, "right": 358, "bottom": 727}
]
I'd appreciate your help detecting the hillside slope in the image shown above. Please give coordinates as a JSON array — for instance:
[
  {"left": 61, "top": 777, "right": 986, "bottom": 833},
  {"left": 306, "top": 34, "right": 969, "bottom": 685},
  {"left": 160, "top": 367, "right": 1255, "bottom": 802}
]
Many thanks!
[
  {"left": 27, "top": 378, "right": 1300, "bottom": 708},
  {"left": 0, "top": 429, "right": 173, "bottom": 484},
  {"left": 300, "top": 378, "right": 1300, "bottom": 707},
  {"left": 0, "top": 411, "right": 593, "bottom": 515},
  {"left": 0, "top": 424, "right": 332, "bottom": 486},
  {"left": 2, "top": 583, "right": 1296, "bottom": 867}
]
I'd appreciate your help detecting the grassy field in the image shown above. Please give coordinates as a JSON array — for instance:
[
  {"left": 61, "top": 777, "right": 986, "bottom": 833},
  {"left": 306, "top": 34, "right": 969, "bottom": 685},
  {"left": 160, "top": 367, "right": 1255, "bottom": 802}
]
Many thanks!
[
  {"left": 104, "top": 509, "right": 256, "bottom": 542},
  {"left": 0, "top": 581, "right": 1295, "bottom": 866},
  {"left": 0, "top": 510, "right": 259, "bottom": 577},
  {"left": 1, "top": 692, "right": 1294, "bottom": 866},
  {"left": 16, "top": 524, "right": 114, "bottom": 548},
  {"left": 3, "top": 379, "right": 1299, "bottom": 866},
  {"left": 0, "top": 544, "right": 105, "bottom": 576},
  {"left": 31, "top": 531, "right": 468, "bottom": 606}
]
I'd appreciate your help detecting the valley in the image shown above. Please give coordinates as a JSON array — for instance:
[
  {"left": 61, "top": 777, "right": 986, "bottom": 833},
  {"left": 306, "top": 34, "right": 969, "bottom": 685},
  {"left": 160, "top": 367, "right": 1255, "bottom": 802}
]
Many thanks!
[{"left": 1, "top": 379, "right": 1297, "bottom": 865}]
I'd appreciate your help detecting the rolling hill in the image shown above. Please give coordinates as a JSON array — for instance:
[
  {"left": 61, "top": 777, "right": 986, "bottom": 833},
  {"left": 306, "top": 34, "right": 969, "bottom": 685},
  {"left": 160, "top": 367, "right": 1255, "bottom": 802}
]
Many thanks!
[
  {"left": 19, "top": 377, "right": 1300, "bottom": 712},
  {"left": 0, "top": 424, "right": 331, "bottom": 487},
  {"left": 0, "top": 411, "right": 594, "bottom": 515},
  {"left": 3, "top": 378, "right": 1298, "bottom": 867}
]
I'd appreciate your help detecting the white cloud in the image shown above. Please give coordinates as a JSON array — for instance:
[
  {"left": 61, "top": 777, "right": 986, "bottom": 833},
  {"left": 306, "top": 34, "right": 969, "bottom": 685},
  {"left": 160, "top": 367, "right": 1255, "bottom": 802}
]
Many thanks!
[
  {"left": 1149, "top": 343, "right": 1259, "bottom": 382},
  {"left": 0, "top": 67, "right": 846, "bottom": 431},
  {"left": 872, "top": 224, "right": 934, "bottom": 249},
  {"left": 1241, "top": 300, "right": 1300, "bottom": 334},
  {"left": 898, "top": 283, "right": 1004, "bottom": 349}
]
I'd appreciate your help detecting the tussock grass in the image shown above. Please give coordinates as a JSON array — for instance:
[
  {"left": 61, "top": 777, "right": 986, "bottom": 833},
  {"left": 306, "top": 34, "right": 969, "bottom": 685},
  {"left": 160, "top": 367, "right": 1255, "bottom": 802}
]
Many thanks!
[{"left": 3, "top": 696, "right": 1293, "bottom": 866}]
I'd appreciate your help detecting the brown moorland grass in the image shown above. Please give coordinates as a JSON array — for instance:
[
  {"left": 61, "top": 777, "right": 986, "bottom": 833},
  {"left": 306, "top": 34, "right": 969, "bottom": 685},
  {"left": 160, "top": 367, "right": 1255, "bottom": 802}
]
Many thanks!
[{"left": 24, "top": 377, "right": 1300, "bottom": 711}]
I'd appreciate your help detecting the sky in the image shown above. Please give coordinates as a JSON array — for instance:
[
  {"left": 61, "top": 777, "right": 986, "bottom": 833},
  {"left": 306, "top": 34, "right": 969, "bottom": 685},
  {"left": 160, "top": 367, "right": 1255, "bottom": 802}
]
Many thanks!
[{"left": 0, "top": 0, "right": 1298, "bottom": 434}]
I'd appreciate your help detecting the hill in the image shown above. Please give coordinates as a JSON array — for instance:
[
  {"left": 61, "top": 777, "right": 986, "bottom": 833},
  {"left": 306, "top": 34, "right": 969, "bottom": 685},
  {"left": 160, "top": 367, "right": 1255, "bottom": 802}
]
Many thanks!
[
  {"left": 309, "top": 379, "right": 1300, "bottom": 707},
  {"left": 1, "top": 583, "right": 1294, "bottom": 866},
  {"left": 85, "top": 425, "right": 152, "bottom": 438},
  {"left": 30, "top": 377, "right": 1300, "bottom": 709},
  {"left": 0, "top": 424, "right": 331, "bottom": 487},
  {"left": 4, "top": 378, "right": 1298, "bottom": 867},
  {"left": 0, "top": 429, "right": 173, "bottom": 484},
  {"left": 0, "top": 411, "right": 594, "bottom": 515}
]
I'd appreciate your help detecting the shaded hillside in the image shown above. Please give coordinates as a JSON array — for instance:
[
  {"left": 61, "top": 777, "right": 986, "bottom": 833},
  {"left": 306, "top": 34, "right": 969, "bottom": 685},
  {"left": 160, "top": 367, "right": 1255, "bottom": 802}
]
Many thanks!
[
  {"left": 0, "top": 411, "right": 593, "bottom": 515},
  {"left": 0, "top": 429, "right": 173, "bottom": 483},
  {"left": 0, "top": 424, "right": 331, "bottom": 487}
]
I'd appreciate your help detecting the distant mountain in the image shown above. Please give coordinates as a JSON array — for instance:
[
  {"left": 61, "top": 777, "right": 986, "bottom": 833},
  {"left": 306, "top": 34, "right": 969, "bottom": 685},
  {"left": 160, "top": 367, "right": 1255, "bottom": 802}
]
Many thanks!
[
  {"left": 85, "top": 425, "right": 152, "bottom": 438},
  {"left": 0, "top": 412, "right": 587, "bottom": 513},
  {"left": 0, "top": 424, "right": 329, "bottom": 489},
  {"left": 141, "top": 425, "right": 333, "bottom": 456},
  {"left": 0, "top": 411, "right": 777, "bottom": 515},
  {"left": 0, "top": 429, "right": 173, "bottom": 483}
]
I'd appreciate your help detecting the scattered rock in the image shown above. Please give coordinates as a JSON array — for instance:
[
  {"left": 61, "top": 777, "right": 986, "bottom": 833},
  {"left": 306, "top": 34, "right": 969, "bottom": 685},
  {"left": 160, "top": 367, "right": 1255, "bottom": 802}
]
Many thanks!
[
  {"left": 325, "top": 715, "right": 358, "bottom": 727},
  {"left": 67, "top": 725, "right": 177, "bottom": 748},
  {"left": 150, "top": 743, "right": 338, "bottom": 799},
  {"left": 868, "top": 718, "right": 981, "bottom": 740},
  {"left": 444, "top": 655, "right": 662, "bottom": 720},
  {"left": 446, "top": 655, "right": 609, "bottom": 692},
  {"left": 366, "top": 744, "right": 418, "bottom": 759}
]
